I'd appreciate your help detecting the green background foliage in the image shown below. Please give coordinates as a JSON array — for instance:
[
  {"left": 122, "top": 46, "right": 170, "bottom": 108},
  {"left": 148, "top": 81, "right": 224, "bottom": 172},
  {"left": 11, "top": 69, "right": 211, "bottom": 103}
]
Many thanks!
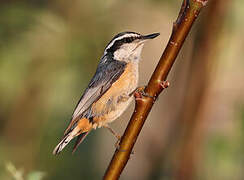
[{"left": 0, "top": 0, "right": 243, "bottom": 179}]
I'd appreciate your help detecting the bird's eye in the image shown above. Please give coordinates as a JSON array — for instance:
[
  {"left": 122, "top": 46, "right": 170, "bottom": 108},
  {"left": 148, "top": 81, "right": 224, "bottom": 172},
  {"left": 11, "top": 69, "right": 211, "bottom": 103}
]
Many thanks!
[{"left": 125, "top": 38, "right": 133, "bottom": 43}]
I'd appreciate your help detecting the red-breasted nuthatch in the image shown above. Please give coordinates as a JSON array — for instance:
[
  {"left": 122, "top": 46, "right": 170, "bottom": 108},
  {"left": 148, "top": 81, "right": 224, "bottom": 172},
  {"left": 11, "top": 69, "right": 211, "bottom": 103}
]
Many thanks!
[{"left": 53, "top": 31, "right": 160, "bottom": 155}]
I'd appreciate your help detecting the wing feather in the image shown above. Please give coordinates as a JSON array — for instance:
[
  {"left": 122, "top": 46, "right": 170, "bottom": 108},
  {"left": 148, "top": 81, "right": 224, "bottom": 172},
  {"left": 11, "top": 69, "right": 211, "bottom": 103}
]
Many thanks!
[{"left": 64, "top": 56, "right": 126, "bottom": 135}]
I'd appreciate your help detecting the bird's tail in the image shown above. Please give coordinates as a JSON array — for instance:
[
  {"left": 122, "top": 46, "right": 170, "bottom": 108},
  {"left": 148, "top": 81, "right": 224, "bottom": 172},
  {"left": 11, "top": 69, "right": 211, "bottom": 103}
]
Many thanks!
[{"left": 53, "top": 118, "right": 92, "bottom": 155}]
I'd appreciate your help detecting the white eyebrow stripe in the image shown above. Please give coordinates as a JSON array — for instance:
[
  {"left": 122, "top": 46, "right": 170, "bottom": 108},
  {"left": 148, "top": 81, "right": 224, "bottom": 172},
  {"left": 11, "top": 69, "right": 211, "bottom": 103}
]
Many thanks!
[{"left": 104, "top": 33, "right": 140, "bottom": 53}]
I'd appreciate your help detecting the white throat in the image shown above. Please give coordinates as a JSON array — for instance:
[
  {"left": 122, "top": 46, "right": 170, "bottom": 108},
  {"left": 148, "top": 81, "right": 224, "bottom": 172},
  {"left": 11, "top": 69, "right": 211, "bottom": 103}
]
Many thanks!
[{"left": 113, "top": 44, "right": 144, "bottom": 62}]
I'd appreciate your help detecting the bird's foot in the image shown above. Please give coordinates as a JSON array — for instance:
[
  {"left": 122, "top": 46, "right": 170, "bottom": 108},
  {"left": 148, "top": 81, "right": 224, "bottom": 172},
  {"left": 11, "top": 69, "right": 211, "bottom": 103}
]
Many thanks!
[
  {"left": 133, "top": 81, "right": 169, "bottom": 101},
  {"left": 133, "top": 86, "right": 156, "bottom": 101},
  {"left": 103, "top": 124, "right": 121, "bottom": 139}
]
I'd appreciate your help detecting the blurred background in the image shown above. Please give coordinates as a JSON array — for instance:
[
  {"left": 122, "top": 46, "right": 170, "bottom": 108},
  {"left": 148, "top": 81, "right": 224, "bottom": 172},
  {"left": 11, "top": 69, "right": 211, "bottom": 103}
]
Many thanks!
[{"left": 0, "top": 0, "right": 243, "bottom": 179}]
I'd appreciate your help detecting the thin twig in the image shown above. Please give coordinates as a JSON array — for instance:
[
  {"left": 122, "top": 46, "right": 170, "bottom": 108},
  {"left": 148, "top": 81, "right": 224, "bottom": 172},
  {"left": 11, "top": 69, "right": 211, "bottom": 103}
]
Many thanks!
[{"left": 103, "top": 0, "right": 208, "bottom": 179}]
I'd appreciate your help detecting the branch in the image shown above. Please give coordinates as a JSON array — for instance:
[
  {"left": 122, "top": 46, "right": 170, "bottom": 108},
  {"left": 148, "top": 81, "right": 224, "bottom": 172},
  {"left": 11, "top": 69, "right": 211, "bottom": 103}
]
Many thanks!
[{"left": 103, "top": 0, "right": 208, "bottom": 179}]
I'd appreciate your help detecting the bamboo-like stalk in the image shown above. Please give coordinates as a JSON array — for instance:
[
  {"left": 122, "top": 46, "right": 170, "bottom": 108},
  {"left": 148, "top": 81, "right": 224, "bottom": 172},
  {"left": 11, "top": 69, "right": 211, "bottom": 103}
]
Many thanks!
[{"left": 103, "top": 0, "right": 208, "bottom": 179}]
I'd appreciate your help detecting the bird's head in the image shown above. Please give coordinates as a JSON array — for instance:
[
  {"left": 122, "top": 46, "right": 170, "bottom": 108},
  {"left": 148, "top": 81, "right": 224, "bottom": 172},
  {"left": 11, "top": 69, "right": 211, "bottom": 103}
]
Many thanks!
[{"left": 104, "top": 32, "right": 160, "bottom": 62}]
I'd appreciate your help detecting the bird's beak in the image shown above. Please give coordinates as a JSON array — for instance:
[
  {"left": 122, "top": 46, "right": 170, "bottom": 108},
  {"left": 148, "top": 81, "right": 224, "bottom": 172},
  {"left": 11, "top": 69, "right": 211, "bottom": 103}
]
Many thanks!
[{"left": 142, "top": 33, "right": 160, "bottom": 40}]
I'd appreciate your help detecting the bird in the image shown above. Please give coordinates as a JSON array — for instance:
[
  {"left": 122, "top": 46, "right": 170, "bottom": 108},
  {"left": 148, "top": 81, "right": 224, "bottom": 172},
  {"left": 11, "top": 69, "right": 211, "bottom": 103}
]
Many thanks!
[{"left": 53, "top": 31, "right": 160, "bottom": 155}]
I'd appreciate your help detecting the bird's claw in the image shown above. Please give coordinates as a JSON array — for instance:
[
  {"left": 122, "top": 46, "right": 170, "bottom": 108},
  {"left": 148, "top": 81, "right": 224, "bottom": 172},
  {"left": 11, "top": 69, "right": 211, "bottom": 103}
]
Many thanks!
[
  {"left": 134, "top": 86, "right": 155, "bottom": 101},
  {"left": 134, "top": 81, "right": 169, "bottom": 101}
]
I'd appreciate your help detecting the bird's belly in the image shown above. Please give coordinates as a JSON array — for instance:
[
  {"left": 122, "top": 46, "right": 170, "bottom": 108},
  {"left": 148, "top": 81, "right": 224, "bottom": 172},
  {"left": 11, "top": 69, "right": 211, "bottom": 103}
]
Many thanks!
[{"left": 91, "top": 62, "right": 138, "bottom": 128}]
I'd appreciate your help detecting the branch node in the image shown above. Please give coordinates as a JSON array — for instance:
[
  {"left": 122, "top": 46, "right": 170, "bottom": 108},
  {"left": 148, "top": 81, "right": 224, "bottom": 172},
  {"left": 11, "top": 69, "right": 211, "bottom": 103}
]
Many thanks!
[
  {"left": 194, "top": 10, "right": 200, "bottom": 17},
  {"left": 160, "top": 80, "right": 170, "bottom": 89},
  {"left": 170, "top": 41, "right": 179, "bottom": 47},
  {"left": 195, "top": 0, "right": 208, "bottom": 7},
  {"left": 175, "top": 0, "right": 189, "bottom": 25}
]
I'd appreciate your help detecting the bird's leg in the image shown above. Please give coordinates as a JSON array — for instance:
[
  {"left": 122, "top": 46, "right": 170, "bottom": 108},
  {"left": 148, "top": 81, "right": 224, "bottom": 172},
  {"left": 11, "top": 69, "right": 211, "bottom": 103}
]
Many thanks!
[
  {"left": 103, "top": 124, "right": 121, "bottom": 140},
  {"left": 103, "top": 124, "right": 123, "bottom": 150},
  {"left": 103, "top": 125, "right": 134, "bottom": 153}
]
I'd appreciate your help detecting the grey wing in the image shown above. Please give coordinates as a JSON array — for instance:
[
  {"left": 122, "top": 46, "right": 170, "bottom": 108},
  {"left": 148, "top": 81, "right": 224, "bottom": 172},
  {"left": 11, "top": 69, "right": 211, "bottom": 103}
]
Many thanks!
[{"left": 72, "top": 58, "right": 126, "bottom": 120}]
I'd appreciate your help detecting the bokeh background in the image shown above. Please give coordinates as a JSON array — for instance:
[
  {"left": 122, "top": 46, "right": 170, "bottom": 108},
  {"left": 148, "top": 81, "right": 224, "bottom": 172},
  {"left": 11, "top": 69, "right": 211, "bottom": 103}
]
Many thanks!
[{"left": 0, "top": 0, "right": 243, "bottom": 179}]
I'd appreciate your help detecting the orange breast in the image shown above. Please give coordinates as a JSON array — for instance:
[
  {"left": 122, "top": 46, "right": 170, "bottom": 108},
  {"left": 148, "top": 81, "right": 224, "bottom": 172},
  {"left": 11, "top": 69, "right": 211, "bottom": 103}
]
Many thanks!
[{"left": 91, "top": 62, "right": 138, "bottom": 125}]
